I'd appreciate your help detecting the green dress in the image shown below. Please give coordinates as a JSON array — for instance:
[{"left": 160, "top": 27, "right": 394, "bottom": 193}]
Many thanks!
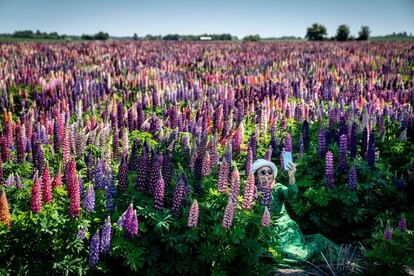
[{"left": 268, "top": 182, "right": 338, "bottom": 265}]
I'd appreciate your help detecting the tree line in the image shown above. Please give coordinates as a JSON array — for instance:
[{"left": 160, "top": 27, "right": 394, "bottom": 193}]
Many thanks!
[{"left": 305, "top": 24, "right": 370, "bottom": 41}]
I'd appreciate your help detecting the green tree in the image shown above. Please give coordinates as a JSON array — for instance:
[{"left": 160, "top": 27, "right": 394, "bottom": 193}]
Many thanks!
[
  {"left": 243, "top": 34, "right": 261, "bottom": 42},
  {"left": 357, "top": 26, "right": 370, "bottom": 41},
  {"left": 133, "top": 33, "right": 139, "bottom": 40},
  {"left": 336, "top": 24, "right": 350, "bottom": 41},
  {"left": 305, "top": 23, "right": 328, "bottom": 41}
]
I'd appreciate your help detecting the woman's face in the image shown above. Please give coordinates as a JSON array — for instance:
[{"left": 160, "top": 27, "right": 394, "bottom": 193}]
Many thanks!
[{"left": 255, "top": 165, "right": 274, "bottom": 187}]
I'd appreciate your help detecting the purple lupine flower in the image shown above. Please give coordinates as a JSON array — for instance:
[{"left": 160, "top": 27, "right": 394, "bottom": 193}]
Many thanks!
[
  {"left": 136, "top": 142, "right": 150, "bottom": 192},
  {"left": 112, "top": 127, "right": 120, "bottom": 162},
  {"left": 89, "top": 230, "right": 100, "bottom": 267},
  {"left": 302, "top": 120, "right": 310, "bottom": 151},
  {"left": 350, "top": 123, "right": 357, "bottom": 160},
  {"left": 15, "top": 173, "right": 24, "bottom": 189},
  {"left": 223, "top": 142, "right": 233, "bottom": 167},
  {"left": 384, "top": 221, "right": 393, "bottom": 241},
  {"left": 123, "top": 203, "right": 134, "bottom": 238},
  {"left": 83, "top": 184, "right": 95, "bottom": 213},
  {"left": 162, "top": 150, "right": 173, "bottom": 186},
  {"left": 201, "top": 151, "right": 212, "bottom": 177},
  {"left": 368, "top": 130, "right": 375, "bottom": 169},
  {"left": 149, "top": 154, "right": 163, "bottom": 196},
  {"left": 153, "top": 170, "right": 165, "bottom": 210},
  {"left": 16, "top": 125, "right": 25, "bottom": 163},
  {"left": 128, "top": 139, "right": 139, "bottom": 171},
  {"left": 398, "top": 216, "right": 407, "bottom": 232},
  {"left": 100, "top": 216, "right": 112, "bottom": 254},
  {"left": 245, "top": 148, "right": 253, "bottom": 175},
  {"left": 94, "top": 160, "right": 106, "bottom": 190},
  {"left": 260, "top": 181, "right": 272, "bottom": 207},
  {"left": 229, "top": 166, "right": 240, "bottom": 203},
  {"left": 298, "top": 134, "right": 304, "bottom": 158},
  {"left": 76, "top": 226, "right": 87, "bottom": 241},
  {"left": 284, "top": 134, "right": 293, "bottom": 152},
  {"left": 242, "top": 174, "right": 255, "bottom": 210},
  {"left": 261, "top": 206, "right": 271, "bottom": 227},
  {"left": 131, "top": 210, "right": 139, "bottom": 237},
  {"left": 249, "top": 130, "right": 257, "bottom": 160},
  {"left": 361, "top": 127, "right": 368, "bottom": 159},
  {"left": 117, "top": 207, "right": 128, "bottom": 229},
  {"left": 5, "top": 173, "right": 15, "bottom": 187},
  {"left": 171, "top": 176, "right": 185, "bottom": 217},
  {"left": 105, "top": 169, "right": 116, "bottom": 211},
  {"left": 222, "top": 198, "right": 236, "bottom": 229},
  {"left": 348, "top": 165, "right": 357, "bottom": 191},
  {"left": 264, "top": 146, "right": 272, "bottom": 161},
  {"left": 118, "top": 155, "right": 129, "bottom": 193},
  {"left": 270, "top": 125, "right": 278, "bottom": 158},
  {"left": 86, "top": 152, "right": 94, "bottom": 182},
  {"left": 339, "top": 134, "right": 348, "bottom": 172},
  {"left": 187, "top": 199, "right": 199, "bottom": 228},
  {"left": 325, "top": 151, "right": 334, "bottom": 189}
]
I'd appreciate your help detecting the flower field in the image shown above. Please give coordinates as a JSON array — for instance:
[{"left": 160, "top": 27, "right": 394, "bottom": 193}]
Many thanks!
[{"left": 0, "top": 40, "right": 413, "bottom": 274}]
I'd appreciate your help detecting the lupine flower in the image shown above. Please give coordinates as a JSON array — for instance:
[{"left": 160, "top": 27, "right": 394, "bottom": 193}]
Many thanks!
[
  {"left": 284, "top": 134, "right": 293, "bottom": 152},
  {"left": 100, "top": 216, "right": 112, "bottom": 254},
  {"left": 136, "top": 143, "right": 149, "bottom": 192},
  {"left": 117, "top": 204, "right": 130, "bottom": 229},
  {"left": 318, "top": 127, "right": 326, "bottom": 158},
  {"left": 171, "top": 176, "right": 185, "bottom": 217},
  {"left": 298, "top": 134, "right": 304, "bottom": 158},
  {"left": 260, "top": 181, "right": 272, "bottom": 207},
  {"left": 229, "top": 165, "right": 240, "bottom": 203},
  {"left": 348, "top": 165, "right": 357, "bottom": 191},
  {"left": 118, "top": 155, "right": 129, "bottom": 193},
  {"left": 222, "top": 198, "right": 236, "bottom": 229},
  {"left": 398, "top": 216, "right": 407, "bottom": 232},
  {"left": 201, "top": 151, "right": 212, "bottom": 177},
  {"left": 302, "top": 120, "right": 310, "bottom": 151},
  {"left": 69, "top": 175, "right": 81, "bottom": 218},
  {"left": 245, "top": 147, "right": 253, "bottom": 174},
  {"left": 149, "top": 154, "right": 163, "bottom": 196},
  {"left": 153, "top": 170, "right": 165, "bottom": 210},
  {"left": 131, "top": 210, "right": 139, "bottom": 237},
  {"left": 339, "top": 134, "right": 348, "bottom": 172},
  {"left": 384, "top": 221, "right": 393, "bottom": 241},
  {"left": 31, "top": 174, "right": 42, "bottom": 213},
  {"left": 123, "top": 204, "right": 135, "bottom": 238},
  {"left": 0, "top": 156, "right": 3, "bottom": 184},
  {"left": 83, "top": 184, "right": 95, "bottom": 213},
  {"left": 162, "top": 150, "right": 173, "bottom": 186},
  {"left": 187, "top": 199, "right": 199, "bottom": 228},
  {"left": 261, "top": 206, "right": 271, "bottom": 227},
  {"left": 350, "top": 123, "right": 357, "bottom": 160},
  {"left": 15, "top": 173, "right": 23, "bottom": 189},
  {"left": 325, "top": 151, "right": 334, "bottom": 189},
  {"left": 128, "top": 139, "right": 139, "bottom": 171},
  {"left": 16, "top": 125, "right": 25, "bottom": 163},
  {"left": 5, "top": 173, "right": 15, "bottom": 187},
  {"left": 249, "top": 131, "right": 257, "bottom": 160},
  {"left": 41, "top": 165, "right": 53, "bottom": 204},
  {"left": 217, "top": 159, "right": 229, "bottom": 193},
  {"left": 368, "top": 130, "right": 375, "bottom": 168},
  {"left": 76, "top": 226, "right": 87, "bottom": 240},
  {"left": 105, "top": 170, "right": 116, "bottom": 211},
  {"left": 0, "top": 189, "right": 12, "bottom": 228},
  {"left": 264, "top": 146, "right": 272, "bottom": 161},
  {"left": 52, "top": 165, "right": 62, "bottom": 188},
  {"left": 94, "top": 160, "right": 106, "bottom": 190},
  {"left": 89, "top": 230, "right": 100, "bottom": 267},
  {"left": 242, "top": 173, "right": 255, "bottom": 210},
  {"left": 361, "top": 127, "right": 368, "bottom": 158},
  {"left": 112, "top": 127, "right": 119, "bottom": 162}
]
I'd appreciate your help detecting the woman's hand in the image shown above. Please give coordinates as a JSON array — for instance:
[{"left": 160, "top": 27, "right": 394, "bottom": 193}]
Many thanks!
[{"left": 286, "top": 163, "right": 297, "bottom": 185}]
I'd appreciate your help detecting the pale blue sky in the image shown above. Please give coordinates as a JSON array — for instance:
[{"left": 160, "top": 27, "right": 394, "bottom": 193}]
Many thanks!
[{"left": 0, "top": 0, "right": 413, "bottom": 37}]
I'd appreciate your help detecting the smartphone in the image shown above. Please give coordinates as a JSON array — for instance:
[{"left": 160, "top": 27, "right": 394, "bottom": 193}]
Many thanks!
[{"left": 283, "top": 151, "right": 293, "bottom": 171}]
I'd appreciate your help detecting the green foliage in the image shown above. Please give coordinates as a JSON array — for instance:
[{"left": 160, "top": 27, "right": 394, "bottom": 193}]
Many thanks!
[
  {"left": 305, "top": 23, "right": 328, "bottom": 41},
  {"left": 357, "top": 26, "right": 370, "bottom": 41},
  {"left": 335, "top": 24, "right": 350, "bottom": 41}
]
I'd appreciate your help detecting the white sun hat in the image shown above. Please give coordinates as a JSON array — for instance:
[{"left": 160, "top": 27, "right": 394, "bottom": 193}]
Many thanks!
[{"left": 251, "top": 159, "right": 278, "bottom": 178}]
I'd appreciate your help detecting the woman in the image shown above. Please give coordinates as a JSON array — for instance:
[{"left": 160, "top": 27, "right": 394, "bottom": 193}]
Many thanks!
[{"left": 251, "top": 159, "right": 338, "bottom": 265}]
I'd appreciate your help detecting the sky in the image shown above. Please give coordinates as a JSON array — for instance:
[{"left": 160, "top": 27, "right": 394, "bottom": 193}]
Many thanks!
[{"left": 0, "top": 0, "right": 413, "bottom": 38}]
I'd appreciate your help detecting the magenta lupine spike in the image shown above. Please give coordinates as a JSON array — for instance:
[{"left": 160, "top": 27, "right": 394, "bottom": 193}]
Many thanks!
[
  {"left": 217, "top": 159, "right": 229, "bottom": 193},
  {"left": 384, "top": 221, "right": 393, "bottom": 240},
  {"left": 187, "top": 199, "right": 199, "bottom": 228},
  {"left": 222, "top": 198, "right": 236, "bottom": 229},
  {"left": 171, "top": 176, "right": 185, "bottom": 217},
  {"left": 398, "top": 216, "right": 407, "bottom": 232},
  {"left": 41, "top": 165, "right": 53, "bottom": 204},
  {"left": 348, "top": 165, "right": 357, "bottom": 191},
  {"left": 123, "top": 203, "right": 134, "bottom": 238},
  {"left": 261, "top": 206, "right": 271, "bottom": 227},
  {"left": 325, "top": 151, "right": 335, "bottom": 189},
  {"left": 31, "top": 174, "right": 42, "bottom": 213},
  {"left": 264, "top": 146, "right": 272, "bottom": 161},
  {"left": 66, "top": 159, "right": 77, "bottom": 198},
  {"left": 131, "top": 210, "right": 139, "bottom": 237},
  {"left": 242, "top": 174, "right": 256, "bottom": 210},
  {"left": 0, "top": 135, "right": 10, "bottom": 162},
  {"left": 339, "top": 134, "right": 348, "bottom": 172},
  {"left": 229, "top": 165, "right": 240, "bottom": 203},
  {"left": 201, "top": 151, "right": 212, "bottom": 177},
  {"left": 52, "top": 165, "right": 62, "bottom": 188},
  {"left": 153, "top": 170, "right": 165, "bottom": 210},
  {"left": 0, "top": 155, "right": 3, "bottom": 184},
  {"left": 69, "top": 174, "right": 81, "bottom": 218}
]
